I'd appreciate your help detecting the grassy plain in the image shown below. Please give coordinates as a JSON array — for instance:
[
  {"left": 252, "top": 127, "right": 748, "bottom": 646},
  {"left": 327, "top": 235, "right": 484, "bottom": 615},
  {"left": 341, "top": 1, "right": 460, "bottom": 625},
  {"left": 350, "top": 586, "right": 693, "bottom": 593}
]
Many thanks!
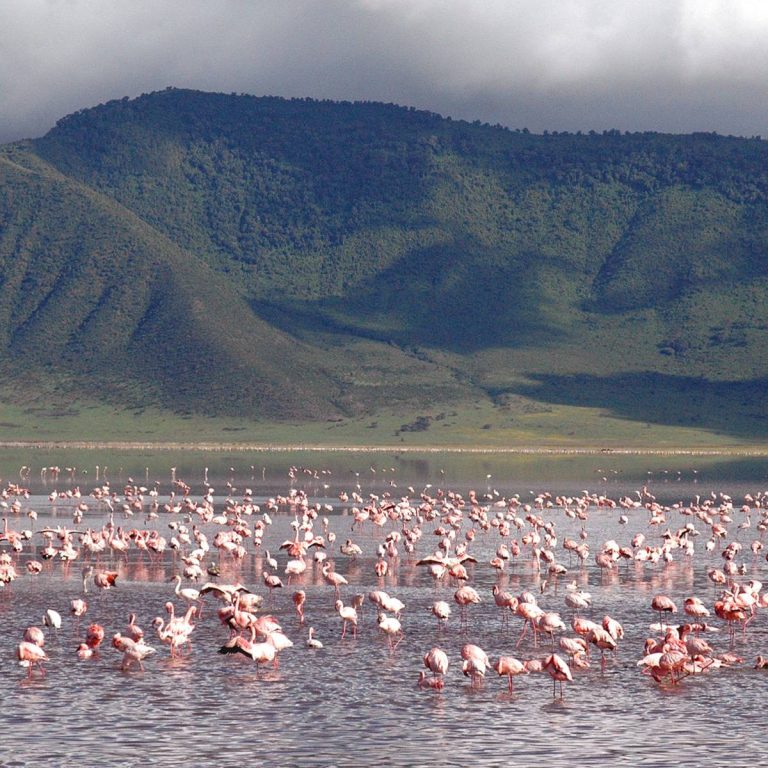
[{"left": 0, "top": 394, "right": 764, "bottom": 454}]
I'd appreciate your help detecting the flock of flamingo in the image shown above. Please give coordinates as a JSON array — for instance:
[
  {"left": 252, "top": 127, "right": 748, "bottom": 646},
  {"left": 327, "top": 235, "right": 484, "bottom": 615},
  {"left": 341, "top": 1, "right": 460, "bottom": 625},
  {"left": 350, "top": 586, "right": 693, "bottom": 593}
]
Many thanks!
[{"left": 3, "top": 464, "right": 768, "bottom": 699}]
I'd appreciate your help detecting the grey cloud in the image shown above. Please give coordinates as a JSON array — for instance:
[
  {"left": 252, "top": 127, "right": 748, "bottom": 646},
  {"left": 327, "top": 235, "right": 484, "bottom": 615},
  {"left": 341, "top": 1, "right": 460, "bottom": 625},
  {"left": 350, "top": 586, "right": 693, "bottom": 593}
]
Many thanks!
[{"left": 1, "top": 0, "right": 767, "bottom": 143}]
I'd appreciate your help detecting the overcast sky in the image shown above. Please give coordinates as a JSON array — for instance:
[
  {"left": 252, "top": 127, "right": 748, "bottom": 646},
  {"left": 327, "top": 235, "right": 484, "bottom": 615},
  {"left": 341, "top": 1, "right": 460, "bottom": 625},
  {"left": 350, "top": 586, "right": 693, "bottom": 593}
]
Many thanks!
[{"left": 1, "top": 0, "right": 768, "bottom": 143}]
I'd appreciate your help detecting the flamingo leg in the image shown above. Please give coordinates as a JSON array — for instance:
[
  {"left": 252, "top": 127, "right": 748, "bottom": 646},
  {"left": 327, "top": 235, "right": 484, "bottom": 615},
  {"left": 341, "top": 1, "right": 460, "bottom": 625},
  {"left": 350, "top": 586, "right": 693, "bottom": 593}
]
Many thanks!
[{"left": 515, "top": 621, "right": 528, "bottom": 648}]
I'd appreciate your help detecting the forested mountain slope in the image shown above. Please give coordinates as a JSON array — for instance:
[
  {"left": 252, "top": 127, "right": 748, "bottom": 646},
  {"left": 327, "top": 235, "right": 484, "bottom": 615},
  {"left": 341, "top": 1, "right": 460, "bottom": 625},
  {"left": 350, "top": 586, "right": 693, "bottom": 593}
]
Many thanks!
[{"left": 1, "top": 89, "right": 766, "bottom": 437}]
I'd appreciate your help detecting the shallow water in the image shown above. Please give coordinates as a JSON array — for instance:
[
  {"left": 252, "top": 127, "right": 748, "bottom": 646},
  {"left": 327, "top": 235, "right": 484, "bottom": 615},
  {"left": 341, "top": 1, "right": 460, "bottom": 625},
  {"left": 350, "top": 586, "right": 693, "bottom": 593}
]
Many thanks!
[{"left": 1, "top": 453, "right": 767, "bottom": 767}]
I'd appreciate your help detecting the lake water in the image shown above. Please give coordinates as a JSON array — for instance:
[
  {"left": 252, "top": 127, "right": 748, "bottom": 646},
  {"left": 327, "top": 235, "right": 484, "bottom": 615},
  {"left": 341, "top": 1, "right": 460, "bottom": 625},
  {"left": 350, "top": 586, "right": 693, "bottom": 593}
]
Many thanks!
[{"left": 1, "top": 449, "right": 768, "bottom": 767}]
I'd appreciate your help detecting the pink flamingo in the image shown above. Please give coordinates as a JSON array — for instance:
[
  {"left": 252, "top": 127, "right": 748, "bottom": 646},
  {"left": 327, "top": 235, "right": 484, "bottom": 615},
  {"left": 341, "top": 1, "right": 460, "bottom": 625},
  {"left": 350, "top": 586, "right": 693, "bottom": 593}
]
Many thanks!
[
  {"left": 461, "top": 643, "right": 490, "bottom": 687},
  {"left": 492, "top": 585, "right": 518, "bottom": 629},
  {"left": 494, "top": 655, "right": 528, "bottom": 692},
  {"left": 515, "top": 601, "right": 544, "bottom": 647},
  {"left": 588, "top": 626, "right": 617, "bottom": 669},
  {"left": 292, "top": 590, "right": 306, "bottom": 624},
  {"left": 263, "top": 570, "right": 283, "bottom": 603},
  {"left": 322, "top": 562, "right": 348, "bottom": 598},
  {"left": 284, "top": 557, "right": 307, "bottom": 584},
  {"left": 423, "top": 647, "right": 449, "bottom": 680},
  {"left": 454, "top": 585, "right": 481, "bottom": 630},
  {"left": 112, "top": 633, "right": 157, "bottom": 671},
  {"left": 683, "top": 596, "right": 710, "bottom": 623},
  {"left": 76, "top": 643, "right": 94, "bottom": 660},
  {"left": 376, "top": 612, "right": 403, "bottom": 650},
  {"left": 247, "top": 614, "right": 282, "bottom": 643},
  {"left": 23, "top": 626, "right": 45, "bottom": 647},
  {"left": 218, "top": 636, "right": 275, "bottom": 676},
  {"left": 543, "top": 653, "right": 573, "bottom": 698},
  {"left": 173, "top": 575, "right": 202, "bottom": 616},
  {"left": 651, "top": 594, "right": 677, "bottom": 626},
  {"left": 85, "top": 623, "right": 105, "bottom": 651},
  {"left": 418, "top": 671, "right": 445, "bottom": 690},
  {"left": 537, "top": 612, "right": 566, "bottom": 649},
  {"left": 431, "top": 600, "right": 451, "bottom": 630},
  {"left": 335, "top": 599, "right": 358, "bottom": 639},
  {"left": 17, "top": 641, "right": 48, "bottom": 677},
  {"left": 559, "top": 636, "right": 588, "bottom": 665},
  {"left": 125, "top": 613, "right": 145, "bottom": 642},
  {"left": 306, "top": 627, "right": 323, "bottom": 649},
  {"left": 70, "top": 598, "right": 88, "bottom": 621}
]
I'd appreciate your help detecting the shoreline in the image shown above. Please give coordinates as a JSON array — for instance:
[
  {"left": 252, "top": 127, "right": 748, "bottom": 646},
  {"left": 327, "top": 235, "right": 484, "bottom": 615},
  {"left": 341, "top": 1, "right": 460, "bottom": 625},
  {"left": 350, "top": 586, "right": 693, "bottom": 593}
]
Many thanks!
[{"left": 0, "top": 440, "right": 765, "bottom": 456}]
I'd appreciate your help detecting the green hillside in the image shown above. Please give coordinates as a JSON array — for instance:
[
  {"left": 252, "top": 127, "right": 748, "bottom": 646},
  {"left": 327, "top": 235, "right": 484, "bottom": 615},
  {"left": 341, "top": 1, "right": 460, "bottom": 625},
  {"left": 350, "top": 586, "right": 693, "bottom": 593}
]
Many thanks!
[
  {"left": 0, "top": 88, "right": 766, "bottom": 445},
  {"left": 0, "top": 148, "right": 344, "bottom": 420}
]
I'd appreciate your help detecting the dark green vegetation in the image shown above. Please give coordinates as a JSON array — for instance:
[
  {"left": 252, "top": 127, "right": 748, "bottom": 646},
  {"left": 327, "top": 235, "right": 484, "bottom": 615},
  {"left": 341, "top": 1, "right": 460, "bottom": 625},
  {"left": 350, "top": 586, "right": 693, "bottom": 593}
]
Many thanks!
[{"left": 0, "top": 88, "right": 767, "bottom": 446}]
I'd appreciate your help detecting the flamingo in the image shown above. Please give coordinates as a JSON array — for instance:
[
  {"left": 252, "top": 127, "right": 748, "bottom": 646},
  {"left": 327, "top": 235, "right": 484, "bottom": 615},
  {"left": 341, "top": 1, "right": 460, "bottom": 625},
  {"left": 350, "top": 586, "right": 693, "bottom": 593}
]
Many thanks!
[
  {"left": 351, "top": 593, "right": 366, "bottom": 622},
  {"left": 85, "top": 623, "right": 105, "bottom": 651},
  {"left": 431, "top": 600, "right": 451, "bottom": 629},
  {"left": 112, "top": 633, "right": 156, "bottom": 671},
  {"left": 70, "top": 599, "right": 88, "bottom": 619},
  {"left": 243, "top": 612, "right": 279, "bottom": 638},
  {"left": 454, "top": 585, "right": 481, "bottom": 630},
  {"left": 322, "top": 562, "right": 348, "bottom": 598},
  {"left": 263, "top": 570, "right": 284, "bottom": 600},
  {"left": 537, "top": 612, "right": 566, "bottom": 649},
  {"left": 292, "top": 590, "right": 306, "bottom": 624},
  {"left": 516, "top": 601, "right": 544, "bottom": 647},
  {"left": 379, "top": 593, "right": 405, "bottom": 618},
  {"left": 492, "top": 585, "right": 518, "bottom": 628},
  {"left": 376, "top": 612, "right": 403, "bottom": 650},
  {"left": 418, "top": 671, "right": 445, "bottom": 690},
  {"left": 656, "top": 647, "right": 688, "bottom": 685},
  {"left": 559, "top": 636, "right": 588, "bottom": 665},
  {"left": 340, "top": 539, "right": 363, "bottom": 559},
  {"left": 76, "top": 643, "right": 95, "bottom": 660},
  {"left": 83, "top": 565, "right": 118, "bottom": 593},
  {"left": 23, "top": 626, "right": 45, "bottom": 647},
  {"left": 543, "top": 653, "right": 573, "bottom": 698},
  {"left": 43, "top": 609, "right": 62, "bottom": 630},
  {"left": 588, "top": 627, "right": 618, "bottom": 668},
  {"left": 153, "top": 604, "right": 196, "bottom": 657},
  {"left": 461, "top": 643, "right": 490, "bottom": 687},
  {"left": 494, "top": 656, "right": 528, "bottom": 692},
  {"left": 218, "top": 636, "right": 276, "bottom": 675},
  {"left": 679, "top": 624, "right": 713, "bottom": 660},
  {"left": 17, "top": 641, "right": 48, "bottom": 677},
  {"left": 173, "top": 575, "right": 202, "bottom": 615},
  {"left": 564, "top": 589, "right": 591, "bottom": 615},
  {"left": 602, "top": 615, "right": 624, "bottom": 642},
  {"left": 651, "top": 594, "right": 677, "bottom": 625},
  {"left": 285, "top": 557, "right": 307, "bottom": 583},
  {"left": 335, "top": 599, "right": 358, "bottom": 639},
  {"left": 125, "top": 613, "right": 145, "bottom": 642},
  {"left": 199, "top": 582, "right": 251, "bottom": 604},
  {"left": 264, "top": 629, "right": 294, "bottom": 667},
  {"left": 423, "top": 647, "right": 449, "bottom": 680},
  {"left": 684, "top": 596, "right": 710, "bottom": 622}
]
